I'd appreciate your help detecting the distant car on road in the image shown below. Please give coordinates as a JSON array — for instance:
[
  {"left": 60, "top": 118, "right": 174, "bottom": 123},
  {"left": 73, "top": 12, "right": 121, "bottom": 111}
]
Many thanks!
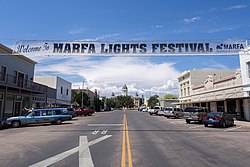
[
  {"left": 75, "top": 108, "right": 95, "bottom": 116},
  {"left": 184, "top": 107, "right": 208, "bottom": 124},
  {"left": 101, "top": 107, "right": 113, "bottom": 112},
  {"left": 2, "top": 108, "right": 72, "bottom": 128},
  {"left": 202, "top": 112, "right": 234, "bottom": 128},
  {"left": 164, "top": 107, "right": 184, "bottom": 119}
]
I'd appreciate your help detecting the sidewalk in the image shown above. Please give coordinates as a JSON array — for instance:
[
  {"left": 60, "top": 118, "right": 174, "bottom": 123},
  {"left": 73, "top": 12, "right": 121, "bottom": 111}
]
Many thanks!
[{"left": 235, "top": 120, "right": 250, "bottom": 127}]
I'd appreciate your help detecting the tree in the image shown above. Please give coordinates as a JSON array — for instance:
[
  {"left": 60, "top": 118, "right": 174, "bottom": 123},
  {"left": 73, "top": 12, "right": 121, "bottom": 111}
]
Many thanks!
[
  {"left": 148, "top": 95, "right": 159, "bottom": 108},
  {"left": 163, "top": 94, "right": 178, "bottom": 100},
  {"left": 116, "top": 95, "right": 134, "bottom": 108},
  {"left": 105, "top": 98, "right": 116, "bottom": 108},
  {"left": 71, "top": 90, "right": 89, "bottom": 108}
]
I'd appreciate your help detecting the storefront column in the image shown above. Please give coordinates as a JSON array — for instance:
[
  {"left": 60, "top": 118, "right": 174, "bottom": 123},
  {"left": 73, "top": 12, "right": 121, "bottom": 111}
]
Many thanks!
[
  {"left": 243, "top": 99, "right": 250, "bottom": 121},
  {"left": 224, "top": 100, "right": 228, "bottom": 113}
]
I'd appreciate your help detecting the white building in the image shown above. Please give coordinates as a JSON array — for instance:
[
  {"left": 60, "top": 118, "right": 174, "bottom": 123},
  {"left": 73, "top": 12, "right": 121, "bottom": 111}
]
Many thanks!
[
  {"left": 178, "top": 70, "right": 236, "bottom": 105},
  {"left": 34, "top": 76, "right": 72, "bottom": 107},
  {"left": 177, "top": 69, "right": 247, "bottom": 120},
  {"left": 239, "top": 47, "right": 250, "bottom": 121},
  {"left": 122, "top": 84, "right": 128, "bottom": 96}
]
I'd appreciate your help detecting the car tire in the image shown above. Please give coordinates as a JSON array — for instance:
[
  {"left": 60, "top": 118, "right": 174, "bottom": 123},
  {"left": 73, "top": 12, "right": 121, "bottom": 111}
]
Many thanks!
[
  {"left": 175, "top": 115, "right": 179, "bottom": 119},
  {"left": 186, "top": 120, "right": 190, "bottom": 124},
  {"left": 166, "top": 116, "right": 170, "bottom": 118},
  {"left": 11, "top": 121, "right": 21, "bottom": 128},
  {"left": 221, "top": 121, "right": 226, "bottom": 128},
  {"left": 56, "top": 119, "right": 62, "bottom": 125},
  {"left": 204, "top": 124, "right": 208, "bottom": 127},
  {"left": 150, "top": 113, "right": 152, "bottom": 115}
]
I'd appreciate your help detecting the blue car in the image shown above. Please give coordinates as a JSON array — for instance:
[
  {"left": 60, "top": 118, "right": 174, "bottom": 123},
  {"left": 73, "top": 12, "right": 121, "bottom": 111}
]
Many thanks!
[
  {"left": 2, "top": 108, "right": 72, "bottom": 128},
  {"left": 202, "top": 112, "right": 234, "bottom": 128}
]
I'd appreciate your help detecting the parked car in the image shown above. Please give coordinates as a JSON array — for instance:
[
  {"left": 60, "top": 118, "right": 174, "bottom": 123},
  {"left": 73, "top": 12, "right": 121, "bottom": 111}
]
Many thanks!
[
  {"left": 75, "top": 108, "right": 95, "bottom": 116},
  {"left": 202, "top": 112, "right": 234, "bottom": 128},
  {"left": 157, "top": 107, "right": 166, "bottom": 116},
  {"left": 183, "top": 107, "right": 208, "bottom": 124},
  {"left": 164, "top": 107, "right": 184, "bottom": 118},
  {"left": 67, "top": 108, "right": 76, "bottom": 118},
  {"left": 148, "top": 106, "right": 161, "bottom": 115},
  {"left": 2, "top": 108, "right": 72, "bottom": 128}
]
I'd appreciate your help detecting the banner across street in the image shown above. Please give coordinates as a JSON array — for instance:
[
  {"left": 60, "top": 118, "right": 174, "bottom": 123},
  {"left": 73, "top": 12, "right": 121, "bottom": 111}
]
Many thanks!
[{"left": 13, "top": 40, "right": 248, "bottom": 56}]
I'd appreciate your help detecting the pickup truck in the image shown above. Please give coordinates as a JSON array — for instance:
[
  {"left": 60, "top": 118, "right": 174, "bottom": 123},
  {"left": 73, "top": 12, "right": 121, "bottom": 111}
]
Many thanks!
[
  {"left": 75, "top": 108, "right": 95, "bottom": 116},
  {"left": 148, "top": 106, "right": 161, "bottom": 115}
]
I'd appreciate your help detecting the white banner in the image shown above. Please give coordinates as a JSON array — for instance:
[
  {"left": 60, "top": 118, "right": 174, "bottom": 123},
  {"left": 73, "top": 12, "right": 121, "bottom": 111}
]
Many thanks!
[{"left": 13, "top": 40, "right": 247, "bottom": 56}]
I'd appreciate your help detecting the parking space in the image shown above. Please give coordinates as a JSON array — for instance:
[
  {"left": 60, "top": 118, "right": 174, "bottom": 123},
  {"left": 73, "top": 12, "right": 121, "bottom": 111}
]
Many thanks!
[{"left": 146, "top": 112, "right": 250, "bottom": 133}]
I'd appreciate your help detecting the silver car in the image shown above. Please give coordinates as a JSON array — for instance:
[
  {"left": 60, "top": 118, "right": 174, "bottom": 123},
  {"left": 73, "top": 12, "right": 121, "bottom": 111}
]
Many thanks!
[{"left": 164, "top": 107, "right": 184, "bottom": 119}]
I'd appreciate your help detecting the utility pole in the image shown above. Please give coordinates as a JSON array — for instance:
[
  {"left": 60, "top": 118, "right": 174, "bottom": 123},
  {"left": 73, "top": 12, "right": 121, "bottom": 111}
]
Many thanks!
[{"left": 81, "top": 81, "right": 84, "bottom": 108}]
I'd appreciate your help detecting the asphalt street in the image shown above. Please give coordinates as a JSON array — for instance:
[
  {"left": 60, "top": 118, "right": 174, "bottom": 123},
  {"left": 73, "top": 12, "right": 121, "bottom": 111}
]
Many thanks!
[{"left": 0, "top": 110, "right": 250, "bottom": 167}]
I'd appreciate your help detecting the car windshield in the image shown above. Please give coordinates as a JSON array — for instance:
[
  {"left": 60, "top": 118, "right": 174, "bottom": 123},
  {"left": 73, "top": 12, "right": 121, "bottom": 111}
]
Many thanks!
[
  {"left": 207, "top": 112, "right": 223, "bottom": 117},
  {"left": 24, "top": 112, "right": 32, "bottom": 117}
]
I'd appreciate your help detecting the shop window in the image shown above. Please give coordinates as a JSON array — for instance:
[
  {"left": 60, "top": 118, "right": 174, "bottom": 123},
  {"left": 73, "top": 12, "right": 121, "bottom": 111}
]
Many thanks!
[{"left": 61, "top": 87, "right": 63, "bottom": 94}]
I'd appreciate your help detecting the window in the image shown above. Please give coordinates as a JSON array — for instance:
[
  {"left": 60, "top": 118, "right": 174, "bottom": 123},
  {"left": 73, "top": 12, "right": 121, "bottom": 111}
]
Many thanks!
[
  {"left": 24, "top": 74, "right": 28, "bottom": 86},
  {"left": 61, "top": 87, "right": 63, "bottom": 94},
  {"left": 13, "top": 70, "right": 18, "bottom": 83},
  {"left": 0, "top": 66, "right": 7, "bottom": 81},
  {"left": 66, "top": 89, "right": 69, "bottom": 95},
  {"left": 247, "top": 62, "right": 250, "bottom": 78}
]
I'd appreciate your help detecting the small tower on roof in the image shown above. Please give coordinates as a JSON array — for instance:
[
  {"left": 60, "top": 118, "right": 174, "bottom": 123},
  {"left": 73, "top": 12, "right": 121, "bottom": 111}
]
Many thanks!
[{"left": 122, "top": 84, "right": 128, "bottom": 96}]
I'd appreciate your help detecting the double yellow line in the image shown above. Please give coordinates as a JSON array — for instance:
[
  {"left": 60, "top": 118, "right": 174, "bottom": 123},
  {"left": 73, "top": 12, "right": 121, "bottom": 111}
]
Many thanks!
[{"left": 121, "top": 113, "right": 133, "bottom": 167}]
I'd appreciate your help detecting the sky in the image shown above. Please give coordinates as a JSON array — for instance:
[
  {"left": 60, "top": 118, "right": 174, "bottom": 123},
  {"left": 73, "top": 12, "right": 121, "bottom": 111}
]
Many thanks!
[{"left": 1, "top": 0, "right": 250, "bottom": 98}]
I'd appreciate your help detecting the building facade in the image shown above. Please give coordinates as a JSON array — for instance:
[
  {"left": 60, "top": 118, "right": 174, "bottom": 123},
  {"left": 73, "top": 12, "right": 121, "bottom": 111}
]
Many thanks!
[
  {"left": 0, "top": 44, "right": 47, "bottom": 120},
  {"left": 239, "top": 47, "right": 250, "bottom": 121},
  {"left": 34, "top": 76, "right": 72, "bottom": 107},
  {"left": 177, "top": 69, "right": 247, "bottom": 120}
]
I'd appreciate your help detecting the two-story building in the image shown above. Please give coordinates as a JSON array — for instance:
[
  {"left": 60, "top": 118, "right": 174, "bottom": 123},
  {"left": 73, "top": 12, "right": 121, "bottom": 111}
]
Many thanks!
[
  {"left": 34, "top": 76, "right": 72, "bottom": 107},
  {"left": 0, "top": 44, "right": 47, "bottom": 120},
  {"left": 177, "top": 69, "right": 247, "bottom": 120}
]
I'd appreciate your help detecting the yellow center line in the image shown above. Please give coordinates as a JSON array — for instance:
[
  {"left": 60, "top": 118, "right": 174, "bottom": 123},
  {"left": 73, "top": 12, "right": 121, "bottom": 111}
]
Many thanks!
[
  {"left": 121, "top": 112, "right": 133, "bottom": 167},
  {"left": 121, "top": 114, "right": 126, "bottom": 167}
]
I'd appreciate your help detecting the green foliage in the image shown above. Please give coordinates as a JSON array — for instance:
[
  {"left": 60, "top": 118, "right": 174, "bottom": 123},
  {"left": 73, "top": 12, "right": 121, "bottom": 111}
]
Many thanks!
[
  {"left": 71, "top": 90, "right": 89, "bottom": 107},
  {"left": 163, "top": 94, "right": 178, "bottom": 100},
  {"left": 148, "top": 95, "right": 159, "bottom": 108}
]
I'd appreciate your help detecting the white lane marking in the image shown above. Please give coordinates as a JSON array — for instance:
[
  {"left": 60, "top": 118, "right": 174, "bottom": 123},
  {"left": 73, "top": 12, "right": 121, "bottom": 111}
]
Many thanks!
[
  {"left": 101, "top": 130, "right": 108, "bottom": 134},
  {"left": 92, "top": 130, "right": 99, "bottom": 135},
  {"left": 189, "top": 125, "right": 204, "bottom": 129},
  {"left": 29, "top": 135, "right": 112, "bottom": 167},
  {"left": 79, "top": 136, "right": 94, "bottom": 167},
  {"left": 224, "top": 126, "right": 242, "bottom": 132},
  {"left": 88, "top": 124, "right": 123, "bottom": 126}
]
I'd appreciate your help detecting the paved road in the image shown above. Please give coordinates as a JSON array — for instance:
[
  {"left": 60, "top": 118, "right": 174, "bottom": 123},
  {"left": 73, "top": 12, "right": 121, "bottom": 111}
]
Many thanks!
[{"left": 0, "top": 110, "right": 250, "bottom": 167}]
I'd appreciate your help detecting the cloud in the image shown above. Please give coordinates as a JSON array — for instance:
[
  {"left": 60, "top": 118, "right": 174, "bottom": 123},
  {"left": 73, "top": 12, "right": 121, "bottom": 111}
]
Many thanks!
[
  {"left": 200, "top": 60, "right": 229, "bottom": 70},
  {"left": 32, "top": 56, "right": 180, "bottom": 97},
  {"left": 206, "top": 26, "right": 237, "bottom": 33},
  {"left": 225, "top": 5, "right": 248, "bottom": 10},
  {"left": 151, "top": 25, "right": 164, "bottom": 29},
  {"left": 183, "top": 16, "right": 201, "bottom": 24},
  {"left": 68, "top": 28, "right": 86, "bottom": 35}
]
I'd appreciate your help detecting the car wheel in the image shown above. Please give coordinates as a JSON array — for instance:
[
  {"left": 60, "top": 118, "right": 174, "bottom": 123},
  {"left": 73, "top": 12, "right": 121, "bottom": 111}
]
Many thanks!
[
  {"left": 186, "top": 120, "right": 190, "bottom": 124},
  {"left": 221, "top": 121, "right": 226, "bottom": 128},
  {"left": 56, "top": 119, "right": 62, "bottom": 125},
  {"left": 150, "top": 113, "right": 152, "bottom": 115},
  {"left": 204, "top": 124, "right": 208, "bottom": 127},
  {"left": 12, "top": 121, "right": 21, "bottom": 128},
  {"left": 166, "top": 116, "right": 170, "bottom": 118},
  {"left": 175, "top": 115, "right": 179, "bottom": 119}
]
